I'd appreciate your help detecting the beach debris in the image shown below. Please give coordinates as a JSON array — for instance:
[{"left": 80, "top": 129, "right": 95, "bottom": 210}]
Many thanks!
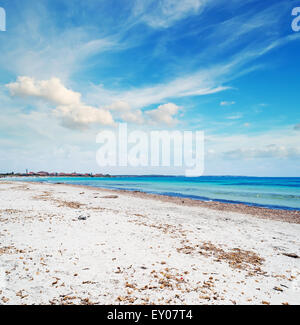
[
  {"left": 1, "top": 297, "right": 9, "bottom": 303},
  {"left": 80, "top": 298, "right": 94, "bottom": 305},
  {"left": 59, "top": 201, "right": 83, "bottom": 209},
  {"left": 32, "top": 193, "right": 85, "bottom": 209},
  {"left": 282, "top": 253, "right": 299, "bottom": 259},
  {"left": 78, "top": 215, "right": 90, "bottom": 221},
  {"left": 273, "top": 286, "right": 283, "bottom": 292},
  {"left": 177, "top": 241, "right": 265, "bottom": 275},
  {"left": 0, "top": 246, "right": 26, "bottom": 255},
  {"left": 51, "top": 278, "right": 60, "bottom": 286},
  {"left": 134, "top": 214, "right": 145, "bottom": 218},
  {"left": 102, "top": 195, "right": 119, "bottom": 199},
  {"left": 280, "top": 284, "right": 289, "bottom": 288},
  {"left": 16, "top": 290, "right": 28, "bottom": 299}
]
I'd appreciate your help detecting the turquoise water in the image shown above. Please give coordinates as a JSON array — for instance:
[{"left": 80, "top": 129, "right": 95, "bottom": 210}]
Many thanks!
[{"left": 7, "top": 176, "right": 300, "bottom": 210}]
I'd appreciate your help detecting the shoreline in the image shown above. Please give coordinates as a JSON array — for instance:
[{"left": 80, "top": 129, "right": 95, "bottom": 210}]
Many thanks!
[{"left": 21, "top": 180, "right": 300, "bottom": 225}]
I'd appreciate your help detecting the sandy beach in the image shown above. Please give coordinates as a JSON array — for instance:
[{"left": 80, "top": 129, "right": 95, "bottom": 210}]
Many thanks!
[{"left": 0, "top": 180, "right": 299, "bottom": 305}]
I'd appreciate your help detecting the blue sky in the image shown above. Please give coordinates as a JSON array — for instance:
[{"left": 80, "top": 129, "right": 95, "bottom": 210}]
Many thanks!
[{"left": 0, "top": 0, "right": 300, "bottom": 176}]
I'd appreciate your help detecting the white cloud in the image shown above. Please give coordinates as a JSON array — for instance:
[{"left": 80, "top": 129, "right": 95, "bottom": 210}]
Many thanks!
[
  {"left": 54, "top": 104, "right": 114, "bottom": 129},
  {"left": 134, "top": 0, "right": 206, "bottom": 29},
  {"left": 220, "top": 101, "right": 235, "bottom": 106},
  {"left": 120, "top": 110, "right": 144, "bottom": 124},
  {"left": 226, "top": 114, "right": 242, "bottom": 120},
  {"left": 146, "top": 102, "right": 180, "bottom": 125},
  {"left": 205, "top": 128, "right": 300, "bottom": 163},
  {"left": 7, "top": 76, "right": 114, "bottom": 129},
  {"left": 105, "top": 100, "right": 144, "bottom": 124},
  {"left": 7, "top": 76, "right": 81, "bottom": 106},
  {"left": 224, "top": 144, "right": 300, "bottom": 160},
  {"left": 7, "top": 77, "right": 187, "bottom": 128},
  {"left": 106, "top": 100, "right": 131, "bottom": 112}
]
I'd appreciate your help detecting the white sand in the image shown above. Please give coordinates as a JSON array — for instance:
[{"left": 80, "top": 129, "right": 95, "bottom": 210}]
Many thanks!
[{"left": 0, "top": 181, "right": 299, "bottom": 305}]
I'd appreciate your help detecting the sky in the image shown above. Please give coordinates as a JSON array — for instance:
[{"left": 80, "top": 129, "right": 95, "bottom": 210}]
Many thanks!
[{"left": 0, "top": 0, "right": 300, "bottom": 176}]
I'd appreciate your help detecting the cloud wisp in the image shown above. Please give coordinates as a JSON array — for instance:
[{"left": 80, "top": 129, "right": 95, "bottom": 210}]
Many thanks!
[
  {"left": 220, "top": 101, "right": 236, "bottom": 106},
  {"left": 133, "top": 0, "right": 206, "bottom": 29},
  {"left": 224, "top": 145, "right": 300, "bottom": 160}
]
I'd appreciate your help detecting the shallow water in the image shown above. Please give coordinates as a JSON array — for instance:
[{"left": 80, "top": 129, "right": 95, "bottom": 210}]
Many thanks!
[{"left": 7, "top": 176, "right": 300, "bottom": 211}]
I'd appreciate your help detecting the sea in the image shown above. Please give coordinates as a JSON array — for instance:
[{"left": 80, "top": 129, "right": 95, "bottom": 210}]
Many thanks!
[{"left": 7, "top": 176, "right": 300, "bottom": 211}]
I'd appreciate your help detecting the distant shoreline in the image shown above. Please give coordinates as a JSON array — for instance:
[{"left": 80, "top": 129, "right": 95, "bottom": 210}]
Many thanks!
[
  {"left": 3, "top": 176, "right": 300, "bottom": 216},
  {"left": 0, "top": 174, "right": 113, "bottom": 178},
  {"left": 1, "top": 174, "right": 300, "bottom": 178},
  {"left": 11, "top": 179, "right": 300, "bottom": 224}
]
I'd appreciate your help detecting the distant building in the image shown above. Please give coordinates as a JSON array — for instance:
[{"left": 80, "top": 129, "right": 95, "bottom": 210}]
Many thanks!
[
  {"left": 94, "top": 174, "right": 104, "bottom": 177},
  {"left": 37, "top": 171, "right": 49, "bottom": 176}
]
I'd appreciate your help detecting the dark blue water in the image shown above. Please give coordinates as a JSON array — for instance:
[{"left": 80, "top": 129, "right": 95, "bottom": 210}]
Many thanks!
[{"left": 6, "top": 176, "right": 300, "bottom": 210}]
